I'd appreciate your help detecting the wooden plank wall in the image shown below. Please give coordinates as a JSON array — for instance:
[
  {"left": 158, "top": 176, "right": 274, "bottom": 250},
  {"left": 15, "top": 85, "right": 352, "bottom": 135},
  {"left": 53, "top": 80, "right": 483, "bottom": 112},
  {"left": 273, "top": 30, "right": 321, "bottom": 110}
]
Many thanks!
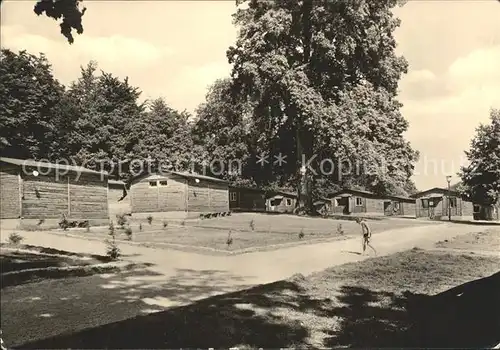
[
  {"left": 209, "top": 182, "right": 229, "bottom": 212},
  {"left": 22, "top": 173, "right": 68, "bottom": 219},
  {"left": 108, "top": 186, "right": 131, "bottom": 216},
  {"left": 158, "top": 175, "right": 187, "bottom": 211},
  {"left": 69, "top": 173, "right": 108, "bottom": 219},
  {"left": 131, "top": 180, "right": 159, "bottom": 212},
  {"left": 0, "top": 167, "right": 21, "bottom": 219},
  {"left": 187, "top": 179, "right": 210, "bottom": 212}
]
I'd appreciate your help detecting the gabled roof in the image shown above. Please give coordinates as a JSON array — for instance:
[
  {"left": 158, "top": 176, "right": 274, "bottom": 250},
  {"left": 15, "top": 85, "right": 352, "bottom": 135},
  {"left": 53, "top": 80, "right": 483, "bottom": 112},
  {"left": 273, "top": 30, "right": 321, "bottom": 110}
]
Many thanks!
[
  {"left": 328, "top": 188, "right": 414, "bottom": 202},
  {"left": 411, "top": 187, "right": 460, "bottom": 198},
  {"left": 0, "top": 157, "right": 107, "bottom": 176},
  {"left": 128, "top": 170, "right": 228, "bottom": 185},
  {"left": 229, "top": 185, "right": 267, "bottom": 193}
]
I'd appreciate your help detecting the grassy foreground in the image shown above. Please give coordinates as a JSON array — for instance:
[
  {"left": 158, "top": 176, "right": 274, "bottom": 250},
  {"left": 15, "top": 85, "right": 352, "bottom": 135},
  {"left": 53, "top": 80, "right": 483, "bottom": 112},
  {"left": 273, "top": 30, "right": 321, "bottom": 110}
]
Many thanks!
[{"left": 12, "top": 238, "right": 500, "bottom": 349}]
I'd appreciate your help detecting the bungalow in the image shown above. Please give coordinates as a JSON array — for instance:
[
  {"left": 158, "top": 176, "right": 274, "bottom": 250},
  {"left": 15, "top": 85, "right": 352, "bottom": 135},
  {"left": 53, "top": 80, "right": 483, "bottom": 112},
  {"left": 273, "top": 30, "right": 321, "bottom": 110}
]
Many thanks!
[
  {"left": 229, "top": 186, "right": 267, "bottom": 212},
  {"left": 0, "top": 157, "right": 109, "bottom": 227},
  {"left": 128, "top": 171, "right": 229, "bottom": 219},
  {"left": 266, "top": 190, "right": 298, "bottom": 213},
  {"left": 108, "top": 179, "right": 131, "bottom": 217},
  {"left": 411, "top": 187, "right": 474, "bottom": 220},
  {"left": 327, "top": 189, "right": 416, "bottom": 217}
]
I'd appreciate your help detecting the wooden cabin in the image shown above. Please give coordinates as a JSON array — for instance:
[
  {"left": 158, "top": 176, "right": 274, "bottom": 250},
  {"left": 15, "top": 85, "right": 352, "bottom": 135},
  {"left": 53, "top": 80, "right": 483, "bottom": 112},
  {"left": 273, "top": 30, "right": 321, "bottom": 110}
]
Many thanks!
[
  {"left": 108, "top": 179, "right": 131, "bottom": 217},
  {"left": 266, "top": 190, "right": 297, "bottom": 213},
  {"left": 128, "top": 171, "right": 229, "bottom": 218},
  {"left": 327, "top": 189, "right": 415, "bottom": 217},
  {"left": 0, "top": 157, "right": 109, "bottom": 227},
  {"left": 412, "top": 187, "right": 474, "bottom": 220},
  {"left": 229, "top": 186, "right": 266, "bottom": 212}
]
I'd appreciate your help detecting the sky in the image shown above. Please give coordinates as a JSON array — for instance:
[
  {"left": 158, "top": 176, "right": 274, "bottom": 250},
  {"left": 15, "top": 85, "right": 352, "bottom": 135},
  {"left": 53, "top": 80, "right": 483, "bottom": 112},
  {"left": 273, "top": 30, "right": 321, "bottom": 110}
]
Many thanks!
[{"left": 1, "top": 0, "right": 499, "bottom": 191}]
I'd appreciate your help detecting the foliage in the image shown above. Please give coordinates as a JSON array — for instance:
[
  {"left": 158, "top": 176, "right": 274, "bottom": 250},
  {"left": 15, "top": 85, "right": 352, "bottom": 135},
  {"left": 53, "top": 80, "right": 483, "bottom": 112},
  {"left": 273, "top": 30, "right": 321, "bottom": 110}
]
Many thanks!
[
  {"left": 116, "top": 214, "right": 127, "bottom": 228},
  {"left": 124, "top": 226, "right": 133, "bottom": 240},
  {"left": 106, "top": 220, "right": 120, "bottom": 260},
  {"left": 0, "top": 49, "right": 65, "bottom": 159},
  {"left": 249, "top": 219, "right": 255, "bottom": 231},
  {"left": 337, "top": 224, "right": 345, "bottom": 235},
  {"left": 8, "top": 232, "right": 24, "bottom": 244},
  {"left": 225, "top": 0, "right": 417, "bottom": 210},
  {"left": 163, "top": 220, "right": 168, "bottom": 228},
  {"left": 459, "top": 109, "right": 500, "bottom": 205},
  {"left": 139, "top": 223, "right": 143, "bottom": 231},
  {"left": 299, "top": 229, "right": 305, "bottom": 239},
  {"left": 59, "top": 215, "right": 70, "bottom": 230},
  {"left": 226, "top": 230, "right": 233, "bottom": 247},
  {"left": 147, "top": 215, "right": 153, "bottom": 225}
]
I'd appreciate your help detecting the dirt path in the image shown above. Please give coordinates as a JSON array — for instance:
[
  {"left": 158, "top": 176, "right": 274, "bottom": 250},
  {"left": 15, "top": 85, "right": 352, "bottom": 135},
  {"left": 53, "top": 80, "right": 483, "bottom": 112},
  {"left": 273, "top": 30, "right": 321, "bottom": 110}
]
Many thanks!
[{"left": 2, "top": 222, "right": 487, "bottom": 288}]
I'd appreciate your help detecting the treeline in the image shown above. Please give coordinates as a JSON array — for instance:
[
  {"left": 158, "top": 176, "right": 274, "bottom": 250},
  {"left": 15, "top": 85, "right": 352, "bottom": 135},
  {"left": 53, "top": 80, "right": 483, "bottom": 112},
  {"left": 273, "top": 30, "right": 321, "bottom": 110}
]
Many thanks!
[{"left": 1, "top": 0, "right": 425, "bottom": 209}]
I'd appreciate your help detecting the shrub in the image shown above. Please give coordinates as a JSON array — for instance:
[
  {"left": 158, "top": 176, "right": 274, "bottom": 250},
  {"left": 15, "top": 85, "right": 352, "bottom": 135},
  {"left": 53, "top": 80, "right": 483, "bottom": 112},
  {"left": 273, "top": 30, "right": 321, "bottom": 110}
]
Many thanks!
[
  {"left": 163, "top": 220, "right": 168, "bottom": 228},
  {"left": 105, "top": 220, "right": 120, "bottom": 260},
  {"left": 124, "top": 226, "right": 133, "bottom": 240},
  {"left": 37, "top": 218, "right": 45, "bottom": 226},
  {"left": 147, "top": 215, "right": 153, "bottom": 225},
  {"left": 59, "top": 215, "right": 70, "bottom": 230},
  {"left": 180, "top": 220, "right": 185, "bottom": 226},
  {"left": 249, "top": 219, "right": 255, "bottom": 231},
  {"left": 336, "top": 224, "right": 345, "bottom": 235},
  {"left": 226, "top": 230, "right": 233, "bottom": 247},
  {"left": 139, "top": 223, "right": 143, "bottom": 231},
  {"left": 116, "top": 214, "right": 127, "bottom": 228},
  {"left": 298, "top": 229, "right": 305, "bottom": 239},
  {"left": 8, "top": 232, "right": 23, "bottom": 244}
]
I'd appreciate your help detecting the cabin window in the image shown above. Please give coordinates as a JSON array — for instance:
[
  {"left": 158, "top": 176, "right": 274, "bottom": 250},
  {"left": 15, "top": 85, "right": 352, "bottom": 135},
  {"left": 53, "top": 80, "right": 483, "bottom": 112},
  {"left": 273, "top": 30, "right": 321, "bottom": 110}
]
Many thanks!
[
  {"left": 149, "top": 181, "right": 157, "bottom": 187},
  {"left": 230, "top": 192, "right": 237, "bottom": 202},
  {"left": 449, "top": 197, "right": 457, "bottom": 208},
  {"left": 355, "top": 197, "right": 363, "bottom": 206},
  {"left": 286, "top": 198, "right": 292, "bottom": 206},
  {"left": 270, "top": 198, "right": 282, "bottom": 206},
  {"left": 159, "top": 180, "right": 168, "bottom": 186},
  {"left": 421, "top": 199, "right": 429, "bottom": 208}
]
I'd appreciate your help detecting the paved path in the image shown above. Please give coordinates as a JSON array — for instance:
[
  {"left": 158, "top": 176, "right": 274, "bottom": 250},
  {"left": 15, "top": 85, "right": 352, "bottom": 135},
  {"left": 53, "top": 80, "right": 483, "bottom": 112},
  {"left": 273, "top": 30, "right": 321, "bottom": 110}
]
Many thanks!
[{"left": 2, "top": 222, "right": 488, "bottom": 288}]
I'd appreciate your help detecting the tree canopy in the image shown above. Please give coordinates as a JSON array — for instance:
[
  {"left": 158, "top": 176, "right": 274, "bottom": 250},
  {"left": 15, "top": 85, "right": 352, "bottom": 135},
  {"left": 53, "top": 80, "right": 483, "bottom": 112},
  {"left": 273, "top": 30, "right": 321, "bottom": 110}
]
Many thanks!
[
  {"left": 0, "top": 0, "right": 86, "bottom": 44},
  {"left": 459, "top": 109, "right": 500, "bottom": 206}
]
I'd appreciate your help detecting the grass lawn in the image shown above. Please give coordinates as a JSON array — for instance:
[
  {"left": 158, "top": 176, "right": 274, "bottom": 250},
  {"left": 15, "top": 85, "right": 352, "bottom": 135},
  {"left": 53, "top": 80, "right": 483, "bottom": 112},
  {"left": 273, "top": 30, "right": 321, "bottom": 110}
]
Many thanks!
[
  {"left": 64, "top": 213, "right": 433, "bottom": 253},
  {"left": 435, "top": 228, "right": 500, "bottom": 253},
  {"left": 10, "top": 232, "right": 500, "bottom": 349}
]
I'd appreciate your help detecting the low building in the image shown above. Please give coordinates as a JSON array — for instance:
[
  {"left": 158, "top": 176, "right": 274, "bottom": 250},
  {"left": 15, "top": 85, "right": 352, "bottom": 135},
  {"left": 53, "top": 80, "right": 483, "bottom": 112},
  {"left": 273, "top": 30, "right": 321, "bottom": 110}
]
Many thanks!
[
  {"left": 0, "top": 157, "right": 109, "bottom": 227},
  {"left": 108, "top": 179, "right": 131, "bottom": 217},
  {"left": 128, "top": 171, "right": 229, "bottom": 219},
  {"left": 412, "top": 187, "right": 474, "bottom": 220},
  {"left": 229, "top": 186, "right": 267, "bottom": 212},
  {"left": 266, "top": 190, "right": 298, "bottom": 213},
  {"left": 327, "top": 189, "right": 415, "bottom": 217}
]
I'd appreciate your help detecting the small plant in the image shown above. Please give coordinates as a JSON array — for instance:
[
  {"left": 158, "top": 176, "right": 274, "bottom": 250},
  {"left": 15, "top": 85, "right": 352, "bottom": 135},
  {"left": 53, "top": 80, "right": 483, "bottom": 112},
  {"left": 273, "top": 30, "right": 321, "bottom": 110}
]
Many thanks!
[
  {"left": 226, "top": 230, "right": 233, "bottom": 248},
  {"left": 8, "top": 232, "right": 23, "bottom": 244},
  {"left": 147, "top": 215, "right": 153, "bottom": 225},
  {"left": 249, "top": 219, "right": 255, "bottom": 231},
  {"left": 163, "top": 220, "right": 168, "bottom": 228},
  {"left": 180, "top": 220, "right": 185, "bottom": 226},
  {"left": 37, "top": 218, "right": 45, "bottom": 226},
  {"left": 86, "top": 224, "right": 91, "bottom": 233},
  {"left": 59, "top": 214, "right": 70, "bottom": 230},
  {"left": 337, "top": 224, "right": 345, "bottom": 235},
  {"left": 124, "top": 226, "right": 133, "bottom": 241},
  {"left": 298, "top": 229, "right": 305, "bottom": 239},
  {"left": 105, "top": 220, "right": 120, "bottom": 260},
  {"left": 139, "top": 223, "right": 143, "bottom": 231},
  {"left": 116, "top": 214, "right": 127, "bottom": 228}
]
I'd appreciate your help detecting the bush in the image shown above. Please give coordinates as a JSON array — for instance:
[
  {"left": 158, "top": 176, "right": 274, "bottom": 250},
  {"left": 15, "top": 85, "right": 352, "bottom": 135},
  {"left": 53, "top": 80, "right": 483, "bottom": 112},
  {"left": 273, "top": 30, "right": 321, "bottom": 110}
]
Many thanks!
[
  {"left": 298, "top": 229, "right": 305, "bottom": 239},
  {"left": 163, "top": 220, "right": 168, "bottom": 228},
  {"left": 249, "top": 219, "right": 255, "bottom": 231},
  {"left": 8, "top": 232, "right": 23, "bottom": 244},
  {"left": 139, "top": 223, "right": 143, "bottom": 231},
  {"left": 116, "top": 214, "right": 127, "bottom": 228},
  {"left": 124, "top": 226, "right": 133, "bottom": 240},
  {"left": 59, "top": 215, "right": 70, "bottom": 230},
  {"left": 180, "top": 220, "right": 185, "bottom": 226},
  {"left": 147, "top": 215, "right": 153, "bottom": 225},
  {"left": 37, "top": 218, "right": 45, "bottom": 226},
  {"left": 226, "top": 230, "right": 233, "bottom": 247},
  {"left": 106, "top": 221, "right": 120, "bottom": 260}
]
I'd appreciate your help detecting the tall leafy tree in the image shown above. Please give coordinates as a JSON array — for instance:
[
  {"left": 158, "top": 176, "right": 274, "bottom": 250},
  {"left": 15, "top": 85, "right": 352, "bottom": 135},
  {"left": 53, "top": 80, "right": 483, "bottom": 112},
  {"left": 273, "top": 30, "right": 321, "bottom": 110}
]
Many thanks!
[
  {"left": 459, "top": 109, "right": 500, "bottom": 206},
  {"left": 227, "top": 0, "right": 417, "bottom": 211},
  {"left": 66, "top": 61, "right": 145, "bottom": 172},
  {"left": 0, "top": 49, "right": 65, "bottom": 160}
]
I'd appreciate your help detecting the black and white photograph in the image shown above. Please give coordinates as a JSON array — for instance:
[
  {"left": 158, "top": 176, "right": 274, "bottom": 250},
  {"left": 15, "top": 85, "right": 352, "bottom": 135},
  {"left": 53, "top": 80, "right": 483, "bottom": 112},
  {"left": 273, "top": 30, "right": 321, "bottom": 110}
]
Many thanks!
[{"left": 0, "top": 0, "right": 499, "bottom": 348}]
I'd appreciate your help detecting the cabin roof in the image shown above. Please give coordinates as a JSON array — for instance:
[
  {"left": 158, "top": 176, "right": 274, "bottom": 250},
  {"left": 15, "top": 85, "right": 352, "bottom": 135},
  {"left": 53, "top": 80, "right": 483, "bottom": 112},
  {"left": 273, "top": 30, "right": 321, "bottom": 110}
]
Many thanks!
[
  {"left": 328, "top": 188, "right": 414, "bottom": 202},
  {"left": 0, "top": 157, "right": 108, "bottom": 176},
  {"left": 129, "top": 170, "right": 228, "bottom": 185},
  {"left": 108, "top": 179, "right": 126, "bottom": 186},
  {"left": 411, "top": 187, "right": 460, "bottom": 198}
]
